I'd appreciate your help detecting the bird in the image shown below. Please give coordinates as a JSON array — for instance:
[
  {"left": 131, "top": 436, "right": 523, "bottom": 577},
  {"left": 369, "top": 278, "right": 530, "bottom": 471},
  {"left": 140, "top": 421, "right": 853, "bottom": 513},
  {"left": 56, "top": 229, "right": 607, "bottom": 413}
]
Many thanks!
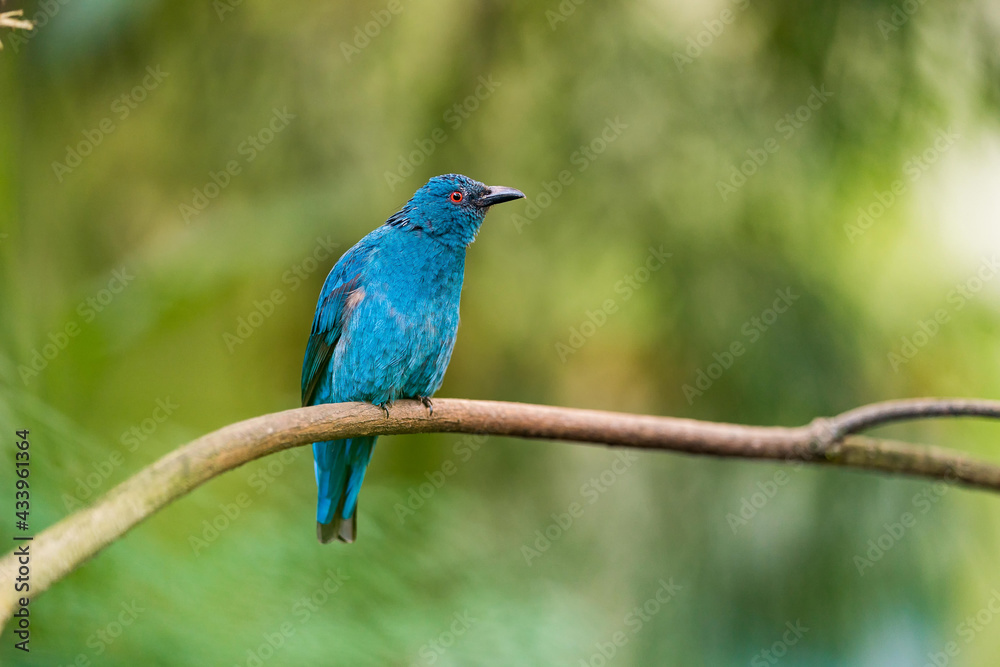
[{"left": 301, "top": 174, "right": 524, "bottom": 543}]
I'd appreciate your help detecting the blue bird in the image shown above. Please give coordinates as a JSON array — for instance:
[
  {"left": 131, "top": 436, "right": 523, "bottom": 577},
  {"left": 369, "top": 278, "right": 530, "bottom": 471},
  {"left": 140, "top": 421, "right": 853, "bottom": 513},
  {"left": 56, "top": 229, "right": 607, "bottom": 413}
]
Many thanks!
[{"left": 301, "top": 174, "right": 524, "bottom": 543}]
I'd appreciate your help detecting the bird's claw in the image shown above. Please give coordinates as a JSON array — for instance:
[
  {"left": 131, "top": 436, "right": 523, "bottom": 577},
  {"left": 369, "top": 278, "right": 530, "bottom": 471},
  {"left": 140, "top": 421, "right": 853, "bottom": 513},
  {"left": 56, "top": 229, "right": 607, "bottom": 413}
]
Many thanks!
[
  {"left": 419, "top": 396, "right": 434, "bottom": 416},
  {"left": 378, "top": 403, "right": 390, "bottom": 419}
]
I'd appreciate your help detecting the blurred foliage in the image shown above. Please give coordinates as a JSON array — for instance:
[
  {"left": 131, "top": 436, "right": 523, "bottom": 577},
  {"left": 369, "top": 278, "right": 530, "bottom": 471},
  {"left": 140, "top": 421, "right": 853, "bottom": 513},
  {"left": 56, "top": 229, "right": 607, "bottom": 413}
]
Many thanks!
[{"left": 2, "top": 0, "right": 1000, "bottom": 664}]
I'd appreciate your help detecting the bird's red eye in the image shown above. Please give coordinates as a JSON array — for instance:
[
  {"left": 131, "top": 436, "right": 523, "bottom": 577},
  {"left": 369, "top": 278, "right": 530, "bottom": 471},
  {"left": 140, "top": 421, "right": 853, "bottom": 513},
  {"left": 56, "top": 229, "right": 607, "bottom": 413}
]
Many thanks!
[{"left": 450, "top": 191, "right": 464, "bottom": 203}]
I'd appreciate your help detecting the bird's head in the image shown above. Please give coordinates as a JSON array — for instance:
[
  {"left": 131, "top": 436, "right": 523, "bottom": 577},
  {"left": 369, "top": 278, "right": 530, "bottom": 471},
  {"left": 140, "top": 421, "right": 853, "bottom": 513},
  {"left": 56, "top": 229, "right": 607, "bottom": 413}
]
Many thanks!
[{"left": 394, "top": 174, "right": 525, "bottom": 247}]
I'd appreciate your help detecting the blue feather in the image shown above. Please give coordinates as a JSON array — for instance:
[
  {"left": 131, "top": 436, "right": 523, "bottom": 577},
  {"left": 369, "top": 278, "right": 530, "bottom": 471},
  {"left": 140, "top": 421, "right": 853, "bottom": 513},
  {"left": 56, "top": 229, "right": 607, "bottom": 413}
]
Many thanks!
[{"left": 301, "top": 174, "right": 523, "bottom": 543}]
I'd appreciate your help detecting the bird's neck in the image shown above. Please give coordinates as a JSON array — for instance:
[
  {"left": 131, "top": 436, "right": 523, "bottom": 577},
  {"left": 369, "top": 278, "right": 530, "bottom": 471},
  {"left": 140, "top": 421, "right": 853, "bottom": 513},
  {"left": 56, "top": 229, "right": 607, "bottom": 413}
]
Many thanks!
[
  {"left": 383, "top": 226, "right": 467, "bottom": 290},
  {"left": 393, "top": 203, "right": 482, "bottom": 248}
]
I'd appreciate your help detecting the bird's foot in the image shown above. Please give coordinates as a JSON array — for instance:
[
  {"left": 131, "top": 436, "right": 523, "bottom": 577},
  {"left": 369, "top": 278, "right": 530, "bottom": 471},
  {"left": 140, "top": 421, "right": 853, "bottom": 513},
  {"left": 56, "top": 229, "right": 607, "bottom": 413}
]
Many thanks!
[
  {"left": 377, "top": 402, "right": 390, "bottom": 419},
  {"left": 419, "top": 396, "right": 434, "bottom": 417}
]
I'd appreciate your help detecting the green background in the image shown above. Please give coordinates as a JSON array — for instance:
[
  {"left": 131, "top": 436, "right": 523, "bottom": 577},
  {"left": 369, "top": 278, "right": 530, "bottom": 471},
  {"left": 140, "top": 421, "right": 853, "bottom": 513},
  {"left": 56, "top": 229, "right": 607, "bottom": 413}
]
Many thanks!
[{"left": 2, "top": 0, "right": 1000, "bottom": 664}]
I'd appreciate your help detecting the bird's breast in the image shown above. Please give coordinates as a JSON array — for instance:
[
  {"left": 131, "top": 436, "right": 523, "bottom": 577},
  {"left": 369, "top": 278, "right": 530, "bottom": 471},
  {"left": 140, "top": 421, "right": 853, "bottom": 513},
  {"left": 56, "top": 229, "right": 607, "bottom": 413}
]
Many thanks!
[{"left": 331, "top": 238, "right": 466, "bottom": 401}]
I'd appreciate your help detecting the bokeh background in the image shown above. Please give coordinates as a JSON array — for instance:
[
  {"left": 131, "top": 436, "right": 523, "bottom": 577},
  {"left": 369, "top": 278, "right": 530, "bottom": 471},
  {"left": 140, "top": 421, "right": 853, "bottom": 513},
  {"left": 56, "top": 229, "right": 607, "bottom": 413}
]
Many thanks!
[{"left": 3, "top": 0, "right": 1000, "bottom": 664}]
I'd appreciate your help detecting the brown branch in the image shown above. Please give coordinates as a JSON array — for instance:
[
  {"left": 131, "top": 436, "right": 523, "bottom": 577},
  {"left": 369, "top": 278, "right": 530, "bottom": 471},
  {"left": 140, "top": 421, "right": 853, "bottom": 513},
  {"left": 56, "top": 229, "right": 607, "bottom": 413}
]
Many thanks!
[
  {"left": 2, "top": 396, "right": 1000, "bottom": 629},
  {"left": 0, "top": 9, "right": 33, "bottom": 50}
]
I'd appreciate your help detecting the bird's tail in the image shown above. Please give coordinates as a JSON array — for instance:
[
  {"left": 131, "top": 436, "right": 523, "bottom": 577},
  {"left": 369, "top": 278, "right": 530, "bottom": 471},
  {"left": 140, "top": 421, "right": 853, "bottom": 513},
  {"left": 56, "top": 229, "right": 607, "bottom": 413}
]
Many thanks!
[{"left": 313, "top": 436, "right": 377, "bottom": 544}]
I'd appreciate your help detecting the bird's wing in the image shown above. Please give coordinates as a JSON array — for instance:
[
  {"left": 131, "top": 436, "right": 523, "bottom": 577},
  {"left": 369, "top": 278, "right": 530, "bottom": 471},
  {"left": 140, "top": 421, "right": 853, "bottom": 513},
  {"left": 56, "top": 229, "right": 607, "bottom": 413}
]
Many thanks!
[{"left": 300, "top": 246, "right": 372, "bottom": 406}]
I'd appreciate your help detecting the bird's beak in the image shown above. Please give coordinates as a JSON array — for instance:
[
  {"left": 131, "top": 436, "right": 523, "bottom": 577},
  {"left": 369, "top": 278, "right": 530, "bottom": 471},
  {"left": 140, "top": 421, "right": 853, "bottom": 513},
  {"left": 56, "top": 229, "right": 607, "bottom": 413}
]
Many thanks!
[{"left": 476, "top": 185, "right": 525, "bottom": 207}]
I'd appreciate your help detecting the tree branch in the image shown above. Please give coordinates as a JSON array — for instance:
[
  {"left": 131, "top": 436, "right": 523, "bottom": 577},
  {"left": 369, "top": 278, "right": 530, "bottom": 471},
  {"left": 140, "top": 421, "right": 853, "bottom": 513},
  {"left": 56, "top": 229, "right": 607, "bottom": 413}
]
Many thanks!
[
  {"left": 2, "top": 396, "right": 999, "bottom": 629},
  {"left": 0, "top": 9, "right": 33, "bottom": 50}
]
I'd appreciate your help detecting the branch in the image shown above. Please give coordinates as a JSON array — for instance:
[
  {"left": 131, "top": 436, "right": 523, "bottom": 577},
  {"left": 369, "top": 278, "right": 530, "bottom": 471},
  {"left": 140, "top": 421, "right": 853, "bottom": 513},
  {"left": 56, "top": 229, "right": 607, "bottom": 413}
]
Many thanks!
[
  {"left": 0, "top": 10, "right": 33, "bottom": 50},
  {"left": 2, "top": 397, "right": 1000, "bottom": 628}
]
